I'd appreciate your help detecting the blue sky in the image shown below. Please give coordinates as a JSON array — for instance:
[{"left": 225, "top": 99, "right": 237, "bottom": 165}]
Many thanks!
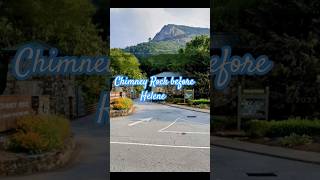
[{"left": 110, "top": 8, "right": 210, "bottom": 48}]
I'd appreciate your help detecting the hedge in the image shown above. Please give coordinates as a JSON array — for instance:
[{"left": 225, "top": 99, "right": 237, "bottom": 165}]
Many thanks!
[{"left": 245, "top": 119, "right": 320, "bottom": 137}]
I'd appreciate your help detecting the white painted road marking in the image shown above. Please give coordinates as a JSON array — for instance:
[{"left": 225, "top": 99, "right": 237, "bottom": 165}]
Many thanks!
[
  {"left": 128, "top": 117, "right": 152, "bottom": 127},
  {"left": 111, "top": 141, "right": 210, "bottom": 149},
  {"left": 158, "top": 117, "right": 180, "bottom": 132},
  {"left": 158, "top": 117, "right": 209, "bottom": 134},
  {"left": 159, "top": 130, "right": 209, "bottom": 135}
]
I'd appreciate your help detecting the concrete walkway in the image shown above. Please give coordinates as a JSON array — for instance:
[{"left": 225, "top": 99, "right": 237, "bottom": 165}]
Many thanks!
[{"left": 212, "top": 136, "right": 320, "bottom": 165}]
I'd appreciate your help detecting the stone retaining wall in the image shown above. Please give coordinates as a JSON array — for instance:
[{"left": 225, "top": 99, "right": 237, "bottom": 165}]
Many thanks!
[
  {"left": 0, "top": 137, "right": 76, "bottom": 176},
  {"left": 110, "top": 106, "right": 135, "bottom": 117}
]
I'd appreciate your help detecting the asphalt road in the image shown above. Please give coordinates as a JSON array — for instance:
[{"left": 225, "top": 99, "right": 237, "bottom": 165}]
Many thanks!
[
  {"left": 212, "top": 146, "right": 320, "bottom": 180},
  {"left": 2, "top": 115, "right": 108, "bottom": 180},
  {"left": 110, "top": 102, "right": 210, "bottom": 172}
]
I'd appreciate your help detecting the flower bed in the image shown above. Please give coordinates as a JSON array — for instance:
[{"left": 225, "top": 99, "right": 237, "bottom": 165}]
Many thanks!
[
  {"left": 0, "top": 114, "right": 75, "bottom": 176},
  {"left": 0, "top": 137, "right": 75, "bottom": 176},
  {"left": 110, "top": 97, "right": 135, "bottom": 117}
]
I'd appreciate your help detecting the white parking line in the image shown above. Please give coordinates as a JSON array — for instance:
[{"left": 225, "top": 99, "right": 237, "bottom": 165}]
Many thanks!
[
  {"left": 158, "top": 117, "right": 180, "bottom": 132},
  {"left": 128, "top": 117, "right": 152, "bottom": 127},
  {"left": 159, "top": 130, "right": 209, "bottom": 135},
  {"left": 111, "top": 141, "right": 210, "bottom": 149},
  {"left": 158, "top": 117, "right": 209, "bottom": 135}
]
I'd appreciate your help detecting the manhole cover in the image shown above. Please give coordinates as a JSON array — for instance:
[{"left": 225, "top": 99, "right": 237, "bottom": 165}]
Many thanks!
[{"left": 246, "top": 172, "right": 277, "bottom": 177}]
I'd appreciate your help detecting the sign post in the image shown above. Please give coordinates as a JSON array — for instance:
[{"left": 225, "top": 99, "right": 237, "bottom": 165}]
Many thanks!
[
  {"left": 237, "top": 86, "right": 269, "bottom": 130},
  {"left": 184, "top": 89, "right": 194, "bottom": 103}
]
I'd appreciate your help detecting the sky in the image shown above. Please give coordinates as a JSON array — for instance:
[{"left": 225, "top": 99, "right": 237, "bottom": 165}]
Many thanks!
[{"left": 110, "top": 8, "right": 210, "bottom": 48}]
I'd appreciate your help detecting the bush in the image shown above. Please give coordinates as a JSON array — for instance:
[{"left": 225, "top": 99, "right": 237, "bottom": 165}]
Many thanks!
[
  {"left": 113, "top": 97, "right": 133, "bottom": 110},
  {"left": 267, "top": 119, "right": 320, "bottom": 137},
  {"left": 6, "top": 115, "right": 71, "bottom": 154},
  {"left": 191, "top": 99, "right": 210, "bottom": 105},
  {"left": 245, "top": 120, "right": 271, "bottom": 137},
  {"left": 212, "top": 116, "right": 237, "bottom": 132},
  {"left": 280, "top": 133, "right": 313, "bottom": 147},
  {"left": 245, "top": 119, "right": 320, "bottom": 137},
  {"left": 198, "top": 104, "right": 208, "bottom": 109},
  {"left": 166, "top": 97, "right": 183, "bottom": 104}
]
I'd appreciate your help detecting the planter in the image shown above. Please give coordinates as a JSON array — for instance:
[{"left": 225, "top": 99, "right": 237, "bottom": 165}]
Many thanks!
[
  {"left": 0, "top": 137, "right": 76, "bottom": 176},
  {"left": 110, "top": 106, "right": 135, "bottom": 117}
]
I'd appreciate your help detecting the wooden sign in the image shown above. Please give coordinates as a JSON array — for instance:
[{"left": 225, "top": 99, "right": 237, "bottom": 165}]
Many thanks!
[
  {"left": 184, "top": 89, "right": 194, "bottom": 100},
  {"left": 237, "top": 86, "right": 269, "bottom": 130},
  {"left": 0, "top": 96, "right": 33, "bottom": 132}
]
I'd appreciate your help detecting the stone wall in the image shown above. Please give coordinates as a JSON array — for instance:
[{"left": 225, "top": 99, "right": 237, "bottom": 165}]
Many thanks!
[
  {"left": 0, "top": 137, "right": 76, "bottom": 176},
  {"left": 110, "top": 106, "right": 135, "bottom": 117}
]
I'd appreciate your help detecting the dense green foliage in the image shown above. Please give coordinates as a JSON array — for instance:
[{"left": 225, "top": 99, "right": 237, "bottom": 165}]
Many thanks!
[
  {"left": 110, "top": 49, "right": 144, "bottom": 79},
  {"left": 280, "top": 133, "right": 313, "bottom": 147},
  {"left": 212, "top": 116, "right": 237, "bottom": 132},
  {"left": 139, "top": 54, "right": 186, "bottom": 76},
  {"left": 124, "top": 40, "right": 185, "bottom": 58},
  {"left": 212, "top": 0, "right": 320, "bottom": 118},
  {"left": 245, "top": 119, "right": 320, "bottom": 137},
  {"left": 0, "top": 0, "right": 109, "bottom": 103},
  {"left": 139, "top": 35, "right": 210, "bottom": 98},
  {"left": 191, "top": 99, "right": 210, "bottom": 105}
]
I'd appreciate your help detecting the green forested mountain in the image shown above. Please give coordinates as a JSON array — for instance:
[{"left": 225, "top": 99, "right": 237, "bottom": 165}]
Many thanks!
[{"left": 124, "top": 24, "right": 209, "bottom": 57}]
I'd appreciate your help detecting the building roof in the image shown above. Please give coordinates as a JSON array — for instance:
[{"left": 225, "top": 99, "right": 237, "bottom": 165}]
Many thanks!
[{"left": 153, "top": 72, "right": 182, "bottom": 77}]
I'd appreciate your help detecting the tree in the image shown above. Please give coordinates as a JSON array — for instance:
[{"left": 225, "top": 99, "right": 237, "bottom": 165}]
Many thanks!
[
  {"left": 183, "top": 35, "right": 210, "bottom": 98},
  {"left": 110, "top": 48, "right": 144, "bottom": 79},
  {"left": 0, "top": 0, "right": 109, "bottom": 103},
  {"left": 212, "top": 0, "right": 320, "bottom": 118},
  {"left": 110, "top": 49, "right": 145, "bottom": 93}
]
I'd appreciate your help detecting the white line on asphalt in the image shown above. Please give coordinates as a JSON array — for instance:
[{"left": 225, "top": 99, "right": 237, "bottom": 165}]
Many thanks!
[
  {"left": 159, "top": 130, "right": 209, "bottom": 135},
  {"left": 128, "top": 117, "right": 152, "bottom": 127},
  {"left": 158, "top": 117, "right": 181, "bottom": 132},
  {"left": 110, "top": 141, "right": 210, "bottom": 149}
]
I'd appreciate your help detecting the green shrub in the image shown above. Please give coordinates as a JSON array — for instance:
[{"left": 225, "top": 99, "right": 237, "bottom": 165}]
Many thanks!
[
  {"left": 267, "top": 119, "right": 320, "bottom": 137},
  {"left": 198, "top": 104, "right": 208, "bottom": 109},
  {"left": 212, "top": 116, "right": 237, "bottom": 132},
  {"left": 245, "top": 119, "right": 320, "bottom": 137},
  {"left": 280, "top": 133, "right": 313, "bottom": 147},
  {"left": 113, "top": 97, "right": 133, "bottom": 110},
  {"left": 191, "top": 99, "right": 210, "bottom": 105},
  {"left": 245, "top": 120, "right": 271, "bottom": 137},
  {"left": 6, "top": 115, "right": 71, "bottom": 154}
]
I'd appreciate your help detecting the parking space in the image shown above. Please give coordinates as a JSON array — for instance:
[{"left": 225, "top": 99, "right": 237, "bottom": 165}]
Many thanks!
[{"left": 110, "top": 102, "right": 210, "bottom": 172}]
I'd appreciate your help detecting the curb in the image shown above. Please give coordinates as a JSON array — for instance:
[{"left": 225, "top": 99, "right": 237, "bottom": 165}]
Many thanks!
[
  {"left": 163, "top": 103, "right": 210, "bottom": 114},
  {"left": 211, "top": 136, "right": 320, "bottom": 165}
]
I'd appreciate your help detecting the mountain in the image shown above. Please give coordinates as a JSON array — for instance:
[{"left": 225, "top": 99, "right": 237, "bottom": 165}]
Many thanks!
[
  {"left": 124, "top": 24, "right": 209, "bottom": 57},
  {"left": 153, "top": 24, "right": 209, "bottom": 42}
]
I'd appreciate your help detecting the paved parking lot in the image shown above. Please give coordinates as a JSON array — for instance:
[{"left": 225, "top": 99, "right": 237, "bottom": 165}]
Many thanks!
[
  {"left": 110, "top": 102, "right": 210, "bottom": 172},
  {"left": 212, "top": 146, "right": 320, "bottom": 180}
]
